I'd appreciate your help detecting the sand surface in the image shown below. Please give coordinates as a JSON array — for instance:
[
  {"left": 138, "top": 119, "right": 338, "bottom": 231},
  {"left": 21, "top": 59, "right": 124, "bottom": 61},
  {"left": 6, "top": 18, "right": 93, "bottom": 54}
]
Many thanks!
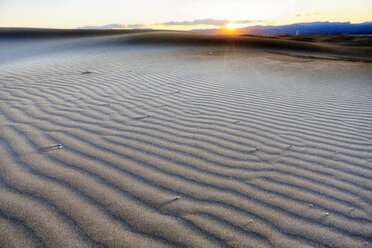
[{"left": 0, "top": 30, "right": 372, "bottom": 248}]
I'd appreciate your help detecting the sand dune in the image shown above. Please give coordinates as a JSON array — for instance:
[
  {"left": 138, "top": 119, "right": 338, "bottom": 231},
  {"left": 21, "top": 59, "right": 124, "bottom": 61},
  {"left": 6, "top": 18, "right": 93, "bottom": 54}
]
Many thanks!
[{"left": 0, "top": 30, "right": 371, "bottom": 247}]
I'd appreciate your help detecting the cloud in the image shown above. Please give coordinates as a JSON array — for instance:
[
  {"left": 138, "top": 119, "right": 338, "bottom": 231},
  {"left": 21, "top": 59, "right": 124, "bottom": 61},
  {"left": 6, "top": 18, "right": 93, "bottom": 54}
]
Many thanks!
[
  {"left": 235, "top": 20, "right": 266, "bottom": 24},
  {"left": 295, "top": 12, "right": 321, "bottom": 18},
  {"left": 161, "top": 18, "right": 264, "bottom": 26},
  {"left": 162, "top": 18, "right": 230, "bottom": 26},
  {"left": 75, "top": 19, "right": 267, "bottom": 30},
  {"left": 77, "top": 23, "right": 146, "bottom": 29},
  {"left": 76, "top": 24, "right": 127, "bottom": 29},
  {"left": 127, "top": 24, "right": 146, "bottom": 29}
]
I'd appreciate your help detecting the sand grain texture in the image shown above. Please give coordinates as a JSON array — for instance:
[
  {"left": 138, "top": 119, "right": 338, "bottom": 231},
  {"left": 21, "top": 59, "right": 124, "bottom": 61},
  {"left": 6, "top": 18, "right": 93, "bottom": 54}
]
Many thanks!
[{"left": 0, "top": 30, "right": 371, "bottom": 248}]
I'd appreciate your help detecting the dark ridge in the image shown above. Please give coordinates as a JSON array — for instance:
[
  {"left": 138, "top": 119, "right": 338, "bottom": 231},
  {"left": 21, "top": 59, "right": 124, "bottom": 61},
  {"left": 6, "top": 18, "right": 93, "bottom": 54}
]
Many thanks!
[
  {"left": 0, "top": 111, "right": 351, "bottom": 247},
  {"left": 0, "top": 209, "right": 47, "bottom": 248},
  {"left": 3, "top": 74, "right": 372, "bottom": 199},
  {"left": 244, "top": 180, "right": 370, "bottom": 224},
  {"left": 0, "top": 127, "right": 226, "bottom": 247},
  {"left": 0, "top": 176, "right": 105, "bottom": 248},
  {"left": 0, "top": 28, "right": 155, "bottom": 39},
  {"left": 39, "top": 125, "right": 372, "bottom": 242},
  {"left": 18, "top": 80, "right": 368, "bottom": 156},
  {"left": 115, "top": 32, "right": 372, "bottom": 59},
  {"left": 2, "top": 95, "right": 370, "bottom": 205},
  {"left": 1, "top": 28, "right": 371, "bottom": 60},
  {"left": 184, "top": 211, "right": 273, "bottom": 247},
  {"left": 266, "top": 50, "right": 372, "bottom": 63},
  {"left": 275, "top": 35, "right": 372, "bottom": 47},
  {"left": 247, "top": 177, "right": 368, "bottom": 216}
]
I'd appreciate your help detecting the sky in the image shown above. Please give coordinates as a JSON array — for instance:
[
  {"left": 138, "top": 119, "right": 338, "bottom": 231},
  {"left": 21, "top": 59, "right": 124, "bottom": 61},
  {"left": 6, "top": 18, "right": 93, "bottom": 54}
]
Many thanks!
[{"left": 0, "top": 0, "right": 371, "bottom": 30}]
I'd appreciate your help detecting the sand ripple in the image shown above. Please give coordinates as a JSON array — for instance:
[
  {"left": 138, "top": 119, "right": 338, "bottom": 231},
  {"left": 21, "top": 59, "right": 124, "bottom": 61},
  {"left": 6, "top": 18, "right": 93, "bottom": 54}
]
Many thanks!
[{"left": 0, "top": 34, "right": 371, "bottom": 247}]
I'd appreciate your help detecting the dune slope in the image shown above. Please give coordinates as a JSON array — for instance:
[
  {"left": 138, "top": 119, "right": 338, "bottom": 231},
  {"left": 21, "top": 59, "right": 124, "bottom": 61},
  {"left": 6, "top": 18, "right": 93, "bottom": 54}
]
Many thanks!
[{"left": 0, "top": 30, "right": 371, "bottom": 248}]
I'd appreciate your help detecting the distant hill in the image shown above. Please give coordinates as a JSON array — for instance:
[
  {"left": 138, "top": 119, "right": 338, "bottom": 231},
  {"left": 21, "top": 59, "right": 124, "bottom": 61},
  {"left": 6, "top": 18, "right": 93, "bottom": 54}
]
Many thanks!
[{"left": 193, "top": 22, "right": 372, "bottom": 36}]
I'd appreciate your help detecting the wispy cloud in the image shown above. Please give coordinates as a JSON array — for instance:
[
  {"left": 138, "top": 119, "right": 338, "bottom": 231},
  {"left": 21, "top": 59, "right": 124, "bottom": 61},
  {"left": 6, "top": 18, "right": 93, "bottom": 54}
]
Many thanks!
[
  {"left": 161, "top": 18, "right": 264, "bottom": 26},
  {"left": 127, "top": 24, "right": 145, "bottom": 29},
  {"left": 162, "top": 18, "right": 230, "bottom": 26},
  {"left": 77, "top": 23, "right": 146, "bottom": 29},
  {"left": 76, "top": 24, "right": 126, "bottom": 29},
  {"left": 295, "top": 12, "right": 321, "bottom": 18},
  {"left": 76, "top": 19, "right": 267, "bottom": 30}
]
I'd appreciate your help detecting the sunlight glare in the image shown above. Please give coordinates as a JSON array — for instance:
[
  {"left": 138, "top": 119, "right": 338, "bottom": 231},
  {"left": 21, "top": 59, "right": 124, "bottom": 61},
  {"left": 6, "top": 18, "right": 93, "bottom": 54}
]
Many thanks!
[{"left": 226, "top": 22, "right": 240, "bottom": 30}]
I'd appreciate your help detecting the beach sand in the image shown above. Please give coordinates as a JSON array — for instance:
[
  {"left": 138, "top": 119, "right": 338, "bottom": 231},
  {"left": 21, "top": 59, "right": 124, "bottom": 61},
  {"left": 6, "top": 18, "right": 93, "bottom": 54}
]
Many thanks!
[{"left": 0, "top": 30, "right": 371, "bottom": 248}]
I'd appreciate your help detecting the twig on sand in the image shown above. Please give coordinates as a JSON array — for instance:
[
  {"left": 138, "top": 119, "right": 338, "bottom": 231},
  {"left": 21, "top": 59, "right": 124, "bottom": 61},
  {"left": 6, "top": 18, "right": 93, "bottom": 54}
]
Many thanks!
[
  {"left": 246, "top": 147, "right": 260, "bottom": 153},
  {"left": 170, "top": 90, "right": 180, "bottom": 94},
  {"left": 159, "top": 196, "right": 182, "bottom": 209},
  {"left": 284, "top": 145, "right": 292, "bottom": 150},
  {"left": 132, "top": 114, "right": 151, "bottom": 120},
  {"left": 39, "top": 144, "right": 64, "bottom": 153},
  {"left": 242, "top": 219, "right": 254, "bottom": 228},
  {"left": 169, "top": 196, "right": 181, "bottom": 204}
]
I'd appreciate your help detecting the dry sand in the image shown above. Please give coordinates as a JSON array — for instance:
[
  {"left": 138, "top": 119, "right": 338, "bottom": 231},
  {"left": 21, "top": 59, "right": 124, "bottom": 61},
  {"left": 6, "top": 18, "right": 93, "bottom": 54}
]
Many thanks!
[{"left": 0, "top": 30, "right": 371, "bottom": 248}]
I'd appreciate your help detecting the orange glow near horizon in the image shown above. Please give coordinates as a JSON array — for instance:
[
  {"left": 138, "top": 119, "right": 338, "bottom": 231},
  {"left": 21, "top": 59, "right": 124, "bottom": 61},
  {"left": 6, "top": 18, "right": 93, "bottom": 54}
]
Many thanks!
[
  {"left": 222, "top": 22, "right": 251, "bottom": 35},
  {"left": 226, "top": 22, "right": 249, "bottom": 30},
  {"left": 226, "top": 23, "right": 238, "bottom": 30}
]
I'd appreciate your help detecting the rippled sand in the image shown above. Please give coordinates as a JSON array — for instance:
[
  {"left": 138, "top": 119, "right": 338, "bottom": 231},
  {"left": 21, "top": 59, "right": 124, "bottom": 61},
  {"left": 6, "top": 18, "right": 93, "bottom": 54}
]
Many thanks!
[{"left": 0, "top": 30, "right": 371, "bottom": 248}]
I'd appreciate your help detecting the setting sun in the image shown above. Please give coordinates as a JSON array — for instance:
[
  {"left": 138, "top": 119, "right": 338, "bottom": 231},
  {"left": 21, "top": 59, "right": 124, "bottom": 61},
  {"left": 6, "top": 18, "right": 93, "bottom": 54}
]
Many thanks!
[
  {"left": 225, "top": 22, "right": 250, "bottom": 31},
  {"left": 226, "top": 22, "right": 239, "bottom": 30}
]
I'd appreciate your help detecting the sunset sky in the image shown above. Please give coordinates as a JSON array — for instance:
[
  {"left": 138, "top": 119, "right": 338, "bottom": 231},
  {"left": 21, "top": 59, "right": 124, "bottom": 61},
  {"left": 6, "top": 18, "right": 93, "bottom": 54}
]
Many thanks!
[{"left": 0, "top": 0, "right": 371, "bottom": 30}]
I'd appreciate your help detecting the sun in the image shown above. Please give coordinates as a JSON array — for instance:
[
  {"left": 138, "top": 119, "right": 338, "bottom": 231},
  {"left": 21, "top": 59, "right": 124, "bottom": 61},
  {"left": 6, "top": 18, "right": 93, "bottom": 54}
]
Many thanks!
[{"left": 226, "top": 22, "right": 240, "bottom": 30}]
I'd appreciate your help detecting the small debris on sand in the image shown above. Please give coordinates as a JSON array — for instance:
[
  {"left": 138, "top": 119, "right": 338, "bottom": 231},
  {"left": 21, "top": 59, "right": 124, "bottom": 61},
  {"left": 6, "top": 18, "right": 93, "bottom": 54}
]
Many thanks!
[
  {"left": 285, "top": 145, "right": 293, "bottom": 150},
  {"left": 39, "top": 144, "right": 64, "bottom": 153},
  {"left": 159, "top": 196, "right": 182, "bottom": 209},
  {"left": 242, "top": 219, "right": 254, "bottom": 227},
  {"left": 81, "top": 71, "right": 93, "bottom": 75},
  {"left": 133, "top": 114, "right": 151, "bottom": 120},
  {"left": 246, "top": 147, "right": 260, "bottom": 153}
]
